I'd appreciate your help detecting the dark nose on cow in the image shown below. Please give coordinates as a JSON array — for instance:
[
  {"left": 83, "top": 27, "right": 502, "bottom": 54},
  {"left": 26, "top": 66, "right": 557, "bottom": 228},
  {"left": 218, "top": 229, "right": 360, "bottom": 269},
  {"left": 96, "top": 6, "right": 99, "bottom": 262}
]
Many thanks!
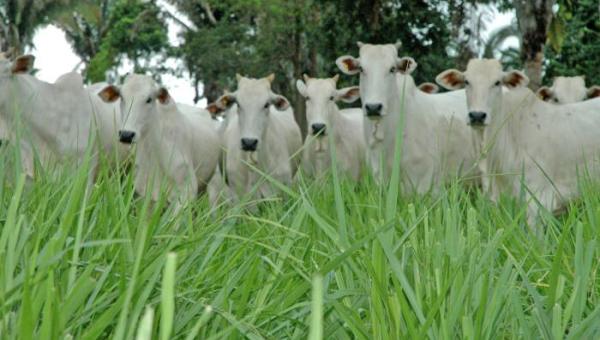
[
  {"left": 311, "top": 123, "right": 327, "bottom": 136},
  {"left": 365, "top": 103, "right": 383, "bottom": 117},
  {"left": 119, "top": 130, "right": 136, "bottom": 144},
  {"left": 468, "top": 111, "right": 487, "bottom": 125},
  {"left": 241, "top": 138, "right": 259, "bottom": 151}
]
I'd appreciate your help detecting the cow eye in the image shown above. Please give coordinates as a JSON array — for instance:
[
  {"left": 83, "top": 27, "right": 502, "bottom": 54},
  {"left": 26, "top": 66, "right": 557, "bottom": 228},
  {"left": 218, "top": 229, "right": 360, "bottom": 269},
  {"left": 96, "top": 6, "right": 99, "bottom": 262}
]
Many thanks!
[
  {"left": 494, "top": 81, "right": 501, "bottom": 86},
  {"left": 329, "top": 96, "right": 335, "bottom": 101},
  {"left": 464, "top": 80, "right": 470, "bottom": 86},
  {"left": 145, "top": 97, "right": 152, "bottom": 104},
  {"left": 264, "top": 102, "right": 270, "bottom": 109},
  {"left": 358, "top": 66, "right": 364, "bottom": 73},
  {"left": 553, "top": 98, "right": 559, "bottom": 103},
  {"left": 306, "top": 97, "right": 310, "bottom": 101},
  {"left": 390, "top": 66, "right": 396, "bottom": 73}
]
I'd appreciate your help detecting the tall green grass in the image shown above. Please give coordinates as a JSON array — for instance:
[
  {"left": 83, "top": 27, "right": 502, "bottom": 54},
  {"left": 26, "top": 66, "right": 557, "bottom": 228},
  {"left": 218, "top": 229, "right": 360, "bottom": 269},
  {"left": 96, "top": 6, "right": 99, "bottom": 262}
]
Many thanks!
[{"left": 0, "top": 135, "right": 599, "bottom": 340}]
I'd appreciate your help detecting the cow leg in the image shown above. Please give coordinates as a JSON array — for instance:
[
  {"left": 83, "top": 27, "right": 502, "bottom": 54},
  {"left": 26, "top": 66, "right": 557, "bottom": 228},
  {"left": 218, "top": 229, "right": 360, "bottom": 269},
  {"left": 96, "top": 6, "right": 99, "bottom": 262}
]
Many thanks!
[{"left": 526, "top": 189, "right": 555, "bottom": 237}]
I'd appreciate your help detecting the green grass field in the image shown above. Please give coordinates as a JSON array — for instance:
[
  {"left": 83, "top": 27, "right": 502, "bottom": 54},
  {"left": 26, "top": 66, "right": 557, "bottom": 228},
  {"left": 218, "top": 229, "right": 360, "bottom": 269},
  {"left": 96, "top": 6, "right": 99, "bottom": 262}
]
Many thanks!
[{"left": 0, "top": 140, "right": 599, "bottom": 340}]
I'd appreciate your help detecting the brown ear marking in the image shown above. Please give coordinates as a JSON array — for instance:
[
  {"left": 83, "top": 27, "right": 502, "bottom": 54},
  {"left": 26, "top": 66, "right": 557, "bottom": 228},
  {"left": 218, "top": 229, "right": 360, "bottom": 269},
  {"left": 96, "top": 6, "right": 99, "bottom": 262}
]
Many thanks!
[
  {"left": 587, "top": 86, "right": 600, "bottom": 99},
  {"left": 12, "top": 55, "right": 35, "bottom": 74},
  {"left": 536, "top": 87, "right": 553, "bottom": 101},
  {"left": 442, "top": 72, "right": 462, "bottom": 87},
  {"left": 419, "top": 83, "right": 439, "bottom": 94},
  {"left": 342, "top": 58, "right": 359, "bottom": 72},
  {"left": 504, "top": 72, "right": 526, "bottom": 88},
  {"left": 398, "top": 59, "right": 412, "bottom": 73},
  {"left": 343, "top": 87, "right": 360, "bottom": 99},
  {"left": 206, "top": 103, "right": 223, "bottom": 118},
  {"left": 156, "top": 87, "right": 170, "bottom": 104},
  {"left": 98, "top": 85, "right": 121, "bottom": 103}
]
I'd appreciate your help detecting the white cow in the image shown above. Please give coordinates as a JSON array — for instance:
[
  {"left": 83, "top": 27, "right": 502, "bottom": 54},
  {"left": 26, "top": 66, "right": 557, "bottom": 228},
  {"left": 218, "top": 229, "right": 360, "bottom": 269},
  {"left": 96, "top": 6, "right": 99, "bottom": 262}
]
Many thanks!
[
  {"left": 0, "top": 54, "right": 98, "bottom": 178},
  {"left": 336, "top": 43, "right": 479, "bottom": 192},
  {"left": 436, "top": 59, "right": 600, "bottom": 228},
  {"left": 295, "top": 74, "right": 365, "bottom": 180},
  {"left": 536, "top": 76, "right": 600, "bottom": 104},
  {"left": 418, "top": 82, "right": 440, "bottom": 94},
  {"left": 207, "top": 74, "right": 302, "bottom": 202},
  {"left": 98, "top": 74, "right": 220, "bottom": 208}
]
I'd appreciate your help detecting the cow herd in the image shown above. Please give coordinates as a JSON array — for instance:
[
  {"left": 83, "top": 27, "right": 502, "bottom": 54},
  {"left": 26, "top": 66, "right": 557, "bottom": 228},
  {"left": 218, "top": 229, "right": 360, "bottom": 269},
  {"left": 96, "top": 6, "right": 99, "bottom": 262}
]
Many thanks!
[{"left": 1, "top": 42, "right": 600, "bottom": 229}]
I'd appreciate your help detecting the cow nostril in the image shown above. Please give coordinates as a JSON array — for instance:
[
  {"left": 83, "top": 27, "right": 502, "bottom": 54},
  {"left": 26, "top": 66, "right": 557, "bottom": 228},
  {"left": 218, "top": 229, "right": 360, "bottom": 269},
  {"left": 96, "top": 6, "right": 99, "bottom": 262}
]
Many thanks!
[
  {"left": 468, "top": 111, "right": 487, "bottom": 124},
  {"left": 241, "top": 138, "right": 259, "bottom": 151},
  {"left": 365, "top": 103, "right": 383, "bottom": 116},
  {"left": 118, "top": 130, "right": 135, "bottom": 143},
  {"left": 311, "top": 123, "right": 326, "bottom": 135}
]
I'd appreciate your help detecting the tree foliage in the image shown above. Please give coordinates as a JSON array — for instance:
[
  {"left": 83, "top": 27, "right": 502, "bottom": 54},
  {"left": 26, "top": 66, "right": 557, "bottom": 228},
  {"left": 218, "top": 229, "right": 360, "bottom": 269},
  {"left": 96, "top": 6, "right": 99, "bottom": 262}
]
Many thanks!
[{"left": 544, "top": 0, "right": 600, "bottom": 86}]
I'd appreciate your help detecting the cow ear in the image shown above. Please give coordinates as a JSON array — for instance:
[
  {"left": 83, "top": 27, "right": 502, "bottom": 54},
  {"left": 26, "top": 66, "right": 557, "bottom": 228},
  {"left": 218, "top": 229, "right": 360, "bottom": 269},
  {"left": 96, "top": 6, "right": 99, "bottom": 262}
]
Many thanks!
[
  {"left": 156, "top": 87, "right": 171, "bottom": 105},
  {"left": 270, "top": 95, "right": 290, "bottom": 111},
  {"left": 587, "top": 86, "right": 600, "bottom": 99},
  {"left": 207, "top": 103, "right": 225, "bottom": 118},
  {"left": 336, "top": 55, "right": 360, "bottom": 75},
  {"left": 266, "top": 73, "right": 275, "bottom": 84},
  {"left": 503, "top": 70, "right": 529, "bottom": 89},
  {"left": 536, "top": 87, "right": 554, "bottom": 102},
  {"left": 216, "top": 93, "right": 236, "bottom": 110},
  {"left": 296, "top": 79, "right": 307, "bottom": 97},
  {"left": 12, "top": 55, "right": 34, "bottom": 74},
  {"left": 436, "top": 69, "right": 465, "bottom": 90},
  {"left": 336, "top": 86, "right": 360, "bottom": 103},
  {"left": 98, "top": 85, "right": 121, "bottom": 103},
  {"left": 418, "top": 82, "right": 439, "bottom": 94},
  {"left": 396, "top": 57, "right": 417, "bottom": 75}
]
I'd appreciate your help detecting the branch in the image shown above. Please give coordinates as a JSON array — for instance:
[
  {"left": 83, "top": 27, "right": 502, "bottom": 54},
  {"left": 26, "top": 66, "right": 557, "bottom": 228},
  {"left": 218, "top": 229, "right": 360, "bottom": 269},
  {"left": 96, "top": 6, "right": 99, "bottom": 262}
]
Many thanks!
[
  {"left": 200, "top": 1, "right": 217, "bottom": 26},
  {"left": 162, "top": 7, "right": 195, "bottom": 32}
]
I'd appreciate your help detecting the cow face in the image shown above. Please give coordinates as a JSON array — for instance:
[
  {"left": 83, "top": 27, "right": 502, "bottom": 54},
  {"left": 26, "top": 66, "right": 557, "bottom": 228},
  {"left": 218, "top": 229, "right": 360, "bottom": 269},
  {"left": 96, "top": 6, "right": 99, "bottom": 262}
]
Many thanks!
[
  {"left": 296, "top": 74, "right": 360, "bottom": 137},
  {"left": 213, "top": 74, "right": 289, "bottom": 152},
  {"left": 538, "top": 76, "right": 593, "bottom": 104},
  {"left": 337, "top": 42, "right": 411, "bottom": 120},
  {"left": 436, "top": 59, "right": 529, "bottom": 127},
  {"left": 98, "top": 74, "right": 166, "bottom": 144}
]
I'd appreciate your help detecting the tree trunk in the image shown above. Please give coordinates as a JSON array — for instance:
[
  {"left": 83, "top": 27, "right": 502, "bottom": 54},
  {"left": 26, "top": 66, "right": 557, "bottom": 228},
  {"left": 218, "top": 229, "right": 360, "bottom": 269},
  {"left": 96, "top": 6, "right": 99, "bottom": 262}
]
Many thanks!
[{"left": 514, "top": 0, "right": 555, "bottom": 90}]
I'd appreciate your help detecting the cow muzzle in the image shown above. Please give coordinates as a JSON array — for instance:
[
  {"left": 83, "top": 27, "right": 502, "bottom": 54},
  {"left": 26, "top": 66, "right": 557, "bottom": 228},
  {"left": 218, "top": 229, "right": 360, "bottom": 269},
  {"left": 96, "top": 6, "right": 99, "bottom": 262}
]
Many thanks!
[
  {"left": 311, "top": 123, "right": 327, "bottom": 136},
  {"left": 365, "top": 103, "right": 383, "bottom": 119},
  {"left": 119, "top": 130, "right": 136, "bottom": 144},
  {"left": 241, "top": 138, "right": 259, "bottom": 152},
  {"left": 468, "top": 111, "right": 487, "bottom": 126}
]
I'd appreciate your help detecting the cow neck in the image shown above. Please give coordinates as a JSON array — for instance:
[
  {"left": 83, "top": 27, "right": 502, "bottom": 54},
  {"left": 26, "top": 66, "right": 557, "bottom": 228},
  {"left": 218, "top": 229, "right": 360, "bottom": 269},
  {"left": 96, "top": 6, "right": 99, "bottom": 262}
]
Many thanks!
[
  {"left": 485, "top": 87, "right": 534, "bottom": 173},
  {"left": 143, "top": 106, "right": 163, "bottom": 149},
  {"left": 394, "top": 74, "right": 422, "bottom": 136}
]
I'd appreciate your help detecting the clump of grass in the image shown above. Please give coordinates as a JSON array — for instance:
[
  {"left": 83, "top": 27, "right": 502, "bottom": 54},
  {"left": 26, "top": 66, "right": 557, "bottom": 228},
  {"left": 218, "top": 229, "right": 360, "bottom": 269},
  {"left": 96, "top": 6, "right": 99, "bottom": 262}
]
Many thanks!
[{"left": 0, "top": 131, "right": 599, "bottom": 339}]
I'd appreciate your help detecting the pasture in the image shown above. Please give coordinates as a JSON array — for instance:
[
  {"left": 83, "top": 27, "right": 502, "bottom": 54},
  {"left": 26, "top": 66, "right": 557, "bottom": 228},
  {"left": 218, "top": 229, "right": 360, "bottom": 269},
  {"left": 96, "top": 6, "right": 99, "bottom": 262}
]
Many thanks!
[
  {"left": 2, "top": 0, "right": 600, "bottom": 339},
  {"left": 0, "top": 135, "right": 599, "bottom": 339}
]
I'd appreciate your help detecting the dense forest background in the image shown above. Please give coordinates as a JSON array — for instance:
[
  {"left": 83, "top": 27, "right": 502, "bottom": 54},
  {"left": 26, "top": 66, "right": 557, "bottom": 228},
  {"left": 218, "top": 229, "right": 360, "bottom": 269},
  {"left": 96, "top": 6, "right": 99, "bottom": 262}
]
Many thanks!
[{"left": 0, "top": 0, "right": 597, "bottom": 132}]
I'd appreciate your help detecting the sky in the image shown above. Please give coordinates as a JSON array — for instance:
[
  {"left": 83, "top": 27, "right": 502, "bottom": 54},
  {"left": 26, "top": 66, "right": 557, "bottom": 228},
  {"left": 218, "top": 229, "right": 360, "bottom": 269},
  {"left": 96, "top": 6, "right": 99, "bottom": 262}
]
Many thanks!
[{"left": 29, "top": 4, "right": 517, "bottom": 107}]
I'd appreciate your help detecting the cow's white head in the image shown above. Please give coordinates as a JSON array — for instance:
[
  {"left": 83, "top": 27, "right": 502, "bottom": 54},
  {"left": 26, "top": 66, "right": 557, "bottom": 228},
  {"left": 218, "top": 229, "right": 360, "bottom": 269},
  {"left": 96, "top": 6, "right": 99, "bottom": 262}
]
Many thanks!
[
  {"left": 208, "top": 74, "right": 290, "bottom": 152},
  {"left": 436, "top": 59, "right": 529, "bottom": 127},
  {"left": 537, "top": 76, "right": 600, "bottom": 104},
  {"left": 336, "top": 42, "right": 413, "bottom": 119},
  {"left": 98, "top": 74, "right": 172, "bottom": 144},
  {"left": 296, "top": 74, "right": 360, "bottom": 136}
]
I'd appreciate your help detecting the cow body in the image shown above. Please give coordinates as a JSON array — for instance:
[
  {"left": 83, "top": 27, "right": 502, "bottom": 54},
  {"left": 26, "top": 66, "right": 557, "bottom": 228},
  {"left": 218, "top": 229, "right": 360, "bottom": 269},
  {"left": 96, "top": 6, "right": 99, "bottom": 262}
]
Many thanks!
[
  {"left": 98, "top": 75, "right": 220, "bottom": 208},
  {"left": 437, "top": 59, "right": 600, "bottom": 227},
  {"left": 337, "top": 44, "right": 478, "bottom": 192},
  {"left": 209, "top": 75, "right": 302, "bottom": 202},
  {"left": 0, "top": 55, "right": 96, "bottom": 177},
  {"left": 296, "top": 76, "right": 365, "bottom": 180}
]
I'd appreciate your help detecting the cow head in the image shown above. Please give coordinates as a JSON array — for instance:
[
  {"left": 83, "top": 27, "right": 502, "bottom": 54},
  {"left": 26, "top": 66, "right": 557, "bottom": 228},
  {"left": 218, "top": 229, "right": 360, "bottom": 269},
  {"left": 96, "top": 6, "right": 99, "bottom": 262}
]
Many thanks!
[
  {"left": 212, "top": 74, "right": 289, "bottom": 152},
  {"left": 296, "top": 74, "right": 360, "bottom": 137},
  {"left": 98, "top": 74, "right": 170, "bottom": 144},
  {"left": 336, "top": 42, "right": 411, "bottom": 120},
  {"left": 537, "top": 76, "right": 600, "bottom": 104},
  {"left": 436, "top": 59, "right": 529, "bottom": 127}
]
